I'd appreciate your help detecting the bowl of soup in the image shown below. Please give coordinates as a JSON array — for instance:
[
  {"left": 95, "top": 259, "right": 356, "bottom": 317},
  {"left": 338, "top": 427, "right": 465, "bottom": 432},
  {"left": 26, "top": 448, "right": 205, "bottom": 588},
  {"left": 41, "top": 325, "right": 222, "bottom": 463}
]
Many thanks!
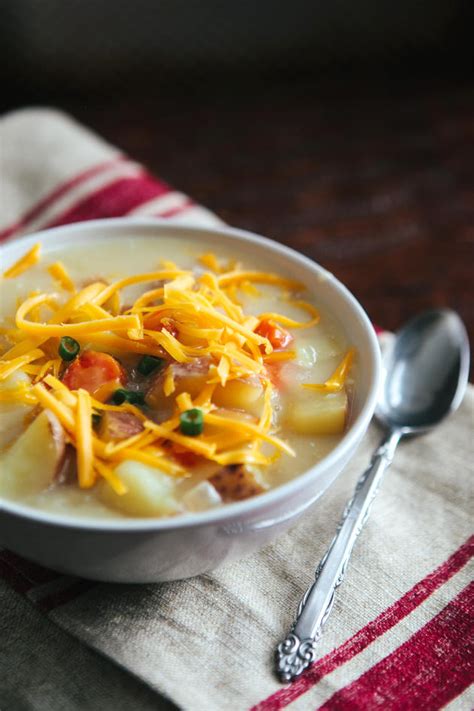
[{"left": 0, "top": 219, "right": 381, "bottom": 582}]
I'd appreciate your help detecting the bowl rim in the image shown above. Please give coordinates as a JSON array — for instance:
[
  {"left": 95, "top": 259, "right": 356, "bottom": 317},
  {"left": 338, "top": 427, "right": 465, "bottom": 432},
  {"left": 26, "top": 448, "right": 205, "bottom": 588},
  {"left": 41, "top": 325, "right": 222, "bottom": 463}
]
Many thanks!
[{"left": 0, "top": 218, "right": 382, "bottom": 531}]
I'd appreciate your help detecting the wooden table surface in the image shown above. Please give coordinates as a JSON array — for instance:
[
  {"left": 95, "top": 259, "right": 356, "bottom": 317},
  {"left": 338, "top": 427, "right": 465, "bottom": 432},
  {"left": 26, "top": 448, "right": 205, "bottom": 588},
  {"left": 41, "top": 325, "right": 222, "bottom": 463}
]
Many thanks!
[{"left": 49, "top": 76, "right": 474, "bottom": 370}]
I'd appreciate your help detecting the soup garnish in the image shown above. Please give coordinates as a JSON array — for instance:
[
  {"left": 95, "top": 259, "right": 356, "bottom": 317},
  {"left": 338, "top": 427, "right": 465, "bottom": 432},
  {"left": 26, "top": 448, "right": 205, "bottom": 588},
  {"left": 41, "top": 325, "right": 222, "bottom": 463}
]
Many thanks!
[{"left": 0, "top": 242, "right": 355, "bottom": 518}]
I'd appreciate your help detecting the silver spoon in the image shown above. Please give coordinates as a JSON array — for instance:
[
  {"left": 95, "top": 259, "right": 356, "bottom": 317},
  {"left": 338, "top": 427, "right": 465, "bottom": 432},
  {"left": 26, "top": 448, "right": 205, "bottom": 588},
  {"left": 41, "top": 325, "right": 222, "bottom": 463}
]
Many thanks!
[{"left": 276, "top": 308, "right": 470, "bottom": 682}]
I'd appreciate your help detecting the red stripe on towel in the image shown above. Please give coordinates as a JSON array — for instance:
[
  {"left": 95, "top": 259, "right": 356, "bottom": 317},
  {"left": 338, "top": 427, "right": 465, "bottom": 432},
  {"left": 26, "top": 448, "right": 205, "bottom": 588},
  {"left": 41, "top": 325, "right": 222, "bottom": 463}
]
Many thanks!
[
  {"left": 155, "top": 198, "right": 195, "bottom": 219},
  {"left": 0, "top": 157, "right": 126, "bottom": 241},
  {"left": 318, "top": 582, "right": 474, "bottom": 711},
  {"left": 252, "top": 536, "right": 473, "bottom": 711},
  {"left": 46, "top": 174, "right": 171, "bottom": 228}
]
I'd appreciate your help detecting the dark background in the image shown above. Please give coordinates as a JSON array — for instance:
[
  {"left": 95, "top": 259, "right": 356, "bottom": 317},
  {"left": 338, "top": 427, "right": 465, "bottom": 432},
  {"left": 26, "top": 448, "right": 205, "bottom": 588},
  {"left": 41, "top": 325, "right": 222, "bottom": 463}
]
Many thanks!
[{"left": 2, "top": 1, "right": 473, "bottom": 368}]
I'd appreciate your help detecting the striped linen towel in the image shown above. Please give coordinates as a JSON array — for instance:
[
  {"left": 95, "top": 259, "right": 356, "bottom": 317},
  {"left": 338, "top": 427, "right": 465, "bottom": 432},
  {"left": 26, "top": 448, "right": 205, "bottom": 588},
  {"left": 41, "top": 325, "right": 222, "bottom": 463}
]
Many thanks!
[{"left": 0, "top": 108, "right": 473, "bottom": 711}]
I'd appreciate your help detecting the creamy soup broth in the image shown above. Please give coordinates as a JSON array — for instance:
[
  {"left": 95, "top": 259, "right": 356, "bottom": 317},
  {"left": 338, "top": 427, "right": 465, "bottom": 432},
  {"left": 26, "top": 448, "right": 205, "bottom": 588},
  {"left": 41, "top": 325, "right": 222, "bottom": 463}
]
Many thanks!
[{"left": 0, "top": 236, "right": 355, "bottom": 519}]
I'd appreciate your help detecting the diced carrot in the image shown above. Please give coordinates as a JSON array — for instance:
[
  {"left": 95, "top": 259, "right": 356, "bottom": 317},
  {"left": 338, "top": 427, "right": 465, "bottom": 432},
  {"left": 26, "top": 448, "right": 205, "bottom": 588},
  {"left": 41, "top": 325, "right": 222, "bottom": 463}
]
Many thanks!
[
  {"left": 62, "top": 351, "right": 126, "bottom": 394},
  {"left": 265, "top": 361, "right": 285, "bottom": 389},
  {"left": 255, "top": 319, "right": 293, "bottom": 350}
]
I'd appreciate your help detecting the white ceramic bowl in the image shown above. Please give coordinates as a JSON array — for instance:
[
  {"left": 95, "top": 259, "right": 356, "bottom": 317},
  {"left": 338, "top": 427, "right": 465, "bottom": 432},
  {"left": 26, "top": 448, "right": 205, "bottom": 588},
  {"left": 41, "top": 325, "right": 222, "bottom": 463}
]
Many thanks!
[{"left": 0, "top": 219, "right": 381, "bottom": 582}]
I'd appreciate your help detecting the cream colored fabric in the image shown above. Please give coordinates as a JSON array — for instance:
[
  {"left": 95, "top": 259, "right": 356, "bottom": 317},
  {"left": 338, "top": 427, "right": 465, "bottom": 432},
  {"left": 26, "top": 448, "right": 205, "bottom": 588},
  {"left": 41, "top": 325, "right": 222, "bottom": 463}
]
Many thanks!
[
  {"left": 0, "top": 108, "right": 472, "bottom": 711},
  {"left": 47, "top": 392, "right": 473, "bottom": 710},
  {"left": 0, "top": 108, "right": 223, "bottom": 235},
  {"left": 0, "top": 109, "right": 120, "bottom": 228}
]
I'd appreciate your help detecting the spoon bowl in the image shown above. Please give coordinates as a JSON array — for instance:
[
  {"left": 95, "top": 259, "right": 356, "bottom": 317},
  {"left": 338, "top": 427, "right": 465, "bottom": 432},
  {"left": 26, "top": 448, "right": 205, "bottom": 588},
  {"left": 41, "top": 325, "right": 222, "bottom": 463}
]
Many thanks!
[{"left": 377, "top": 309, "right": 470, "bottom": 434}]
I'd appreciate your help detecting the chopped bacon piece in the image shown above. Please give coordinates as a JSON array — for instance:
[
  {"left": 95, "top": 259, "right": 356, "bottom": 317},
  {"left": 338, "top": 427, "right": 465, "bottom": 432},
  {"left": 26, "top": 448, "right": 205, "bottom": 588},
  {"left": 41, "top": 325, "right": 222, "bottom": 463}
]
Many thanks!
[
  {"left": 98, "top": 411, "right": 144, "bottom": 442},
  {"left": 255, "top": 319, "right": 293, "bottom": 350},
  {"left": 62, "top": 351, "right": 126, "bottom": 395},
  {"left": 171, "top": 358, "right": 210, "bottom": 378},
  {"left": 146, "top": 357, "right": 211, "bottom": 408}
]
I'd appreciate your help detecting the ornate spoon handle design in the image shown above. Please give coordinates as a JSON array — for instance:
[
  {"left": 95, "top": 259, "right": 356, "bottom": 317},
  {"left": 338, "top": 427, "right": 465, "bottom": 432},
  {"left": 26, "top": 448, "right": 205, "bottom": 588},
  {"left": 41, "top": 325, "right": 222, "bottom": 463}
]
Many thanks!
[{"left": 276, "top": 428, "right": 401, "bottom": 682}]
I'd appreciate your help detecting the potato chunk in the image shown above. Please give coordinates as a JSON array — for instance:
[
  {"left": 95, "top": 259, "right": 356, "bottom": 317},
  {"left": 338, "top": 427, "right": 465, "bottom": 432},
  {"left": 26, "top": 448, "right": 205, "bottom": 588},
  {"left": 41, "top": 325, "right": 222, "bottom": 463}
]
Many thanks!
[
  {"left": 0, "top": 410, "right": 65, "bottom": 497},
  {"left": 182, "top": 481, "right": 222, "bottom": 512},
  {"left": 209, "top": 465, "right": 268, "bottom": 502},
  {"left": 213, "top": 377, "right": 264, "bottom": 417},
  {"left": 285, "top": 389, "right": 348, "bottom": 435},
  {"left": 97, "top": 460, "right": 181, "bottom": 517},
  {"left": 0, "top": 371, "right": 35, "bottom": 449}
]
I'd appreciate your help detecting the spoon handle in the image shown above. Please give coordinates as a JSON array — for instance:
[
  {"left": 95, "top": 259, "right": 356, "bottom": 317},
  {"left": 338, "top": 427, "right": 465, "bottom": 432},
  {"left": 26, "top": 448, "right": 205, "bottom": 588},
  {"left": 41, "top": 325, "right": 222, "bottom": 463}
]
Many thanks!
[{"left": 276, "top": 429, "right": 401, "bottom": 682}]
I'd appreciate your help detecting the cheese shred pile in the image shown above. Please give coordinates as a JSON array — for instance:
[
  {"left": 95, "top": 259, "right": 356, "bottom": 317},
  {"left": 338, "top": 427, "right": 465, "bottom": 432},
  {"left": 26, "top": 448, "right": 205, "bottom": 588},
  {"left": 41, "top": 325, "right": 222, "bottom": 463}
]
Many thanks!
[{"left": 0, "top": 243, "right": 328, "bottom": 495}]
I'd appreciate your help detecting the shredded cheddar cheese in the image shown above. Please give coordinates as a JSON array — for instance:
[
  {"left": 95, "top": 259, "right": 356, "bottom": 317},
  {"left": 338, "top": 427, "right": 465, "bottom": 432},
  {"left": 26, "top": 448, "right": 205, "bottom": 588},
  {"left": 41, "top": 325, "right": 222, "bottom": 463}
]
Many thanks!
[
  {"left": 44, "top": 374, "right": 77, "bottom": 406},
  {"left": 93, "top": 458, "right": 128, "bottom": 495},
  {"left": 16, "top": 295, "right": 140, "bottom": 337},
  {"left": 103, "top": 429, "right": 156, "bottom": 457},
  {"left": 303, "top": 348, "right": 355, "bottom": 393},
  {"left": 204, "top": 412, "right": 294, "bottom": 456},
  {"left": 240, "top": 280, "right": 260, "bottom": 297},
  {"left": 264, "top": 350, "right": 296, "bottom": 363},
  {"left": 176, "top": 392, "right": 194, "bottom": 412},
  {"left": 113, "top": 447, "right": 185, "bottom": 476},
  {"left": 92, "top": 270, "right": 190, "bottom": 307},
  {"left": 3, "top": 243, "right": 41, "bottom": 279},
  {"left": 0, "top": 241, "right": 354, "bottom": 499},
  {"left": 163, "top": 366, "right": 176, "bottom": 396},
  {"left": 76, "top": 389, "right": 94, "bottom": 487},
  {"left": 32, "top": 382, "right": 76, "bottom": 432},
  {"left": 0, "top": 382, "right": 37, "bottom": 405},
  {"left": 217, "top": 270, "right": 303, "bottom": 290},
  {"left": 48, "top": 261, "right": 75, "bottom": 292},
  {"left": 257, "top": 301, "right": 320, "bottom": 329},
  {"left": 144, "top": 328, "right": 190, "bottom": 362},
  {"left": 216, "top": 355, "right": 230, "bottom": 386},
  {"left": 33, "top": 358, "right": 62, "bottom": 383},
  {"left": 199, "top": 252, "right": 221, "bottom": 272},
  {"left": 0, "top": 349, "right": 44, "bottom": 381}
]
